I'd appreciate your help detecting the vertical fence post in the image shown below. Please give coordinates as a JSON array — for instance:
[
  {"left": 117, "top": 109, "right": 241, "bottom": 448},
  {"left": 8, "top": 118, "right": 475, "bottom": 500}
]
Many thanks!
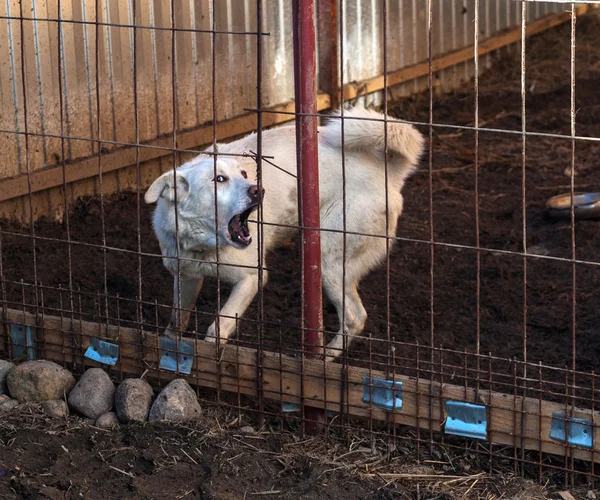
[{"left": 292, "top": 0, "right": 324, "bottom": 430}]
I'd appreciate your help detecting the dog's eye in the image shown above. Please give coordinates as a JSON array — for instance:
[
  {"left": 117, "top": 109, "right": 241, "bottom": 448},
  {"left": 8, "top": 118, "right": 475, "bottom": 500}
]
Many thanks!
[
  {"left": 241, "top": 170, "right": 247, "bottom": 179},
  {"left": 216, "top": 175, "right": 228, "bottom": 183}
]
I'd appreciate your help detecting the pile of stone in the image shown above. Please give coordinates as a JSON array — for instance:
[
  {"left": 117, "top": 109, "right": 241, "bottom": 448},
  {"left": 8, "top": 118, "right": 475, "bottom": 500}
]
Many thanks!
[{"left": 0, "top": 359, "right": 201, "bottom": 428}]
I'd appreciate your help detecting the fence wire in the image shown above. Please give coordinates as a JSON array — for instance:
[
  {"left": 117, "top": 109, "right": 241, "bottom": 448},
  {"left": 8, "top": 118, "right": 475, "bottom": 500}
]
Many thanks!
[{"left": 1, "top": 0, "right": 600, "bottom": 489}]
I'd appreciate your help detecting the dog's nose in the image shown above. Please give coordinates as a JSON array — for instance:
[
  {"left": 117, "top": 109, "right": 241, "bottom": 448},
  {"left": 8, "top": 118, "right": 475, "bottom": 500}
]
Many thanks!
[{"left": 248, "top": 185, "right": 265, "bottom": 200}]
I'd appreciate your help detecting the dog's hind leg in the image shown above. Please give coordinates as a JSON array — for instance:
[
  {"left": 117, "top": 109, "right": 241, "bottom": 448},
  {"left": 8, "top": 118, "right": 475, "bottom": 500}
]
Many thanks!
[
  {"left": 322, "top": 272, "right": 367, "bottom": 362},
  {"left": 164, "top": 275, "right": 204, "bottom": 338},
  {"left": 205, "top": 274, "right": 263, "bottom": 343}
]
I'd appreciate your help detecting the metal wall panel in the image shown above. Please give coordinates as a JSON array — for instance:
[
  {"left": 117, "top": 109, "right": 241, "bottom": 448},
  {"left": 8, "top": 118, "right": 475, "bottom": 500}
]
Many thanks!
[
  {"left": 340, "top": 0, "right": 562, "bottom": 103},
  {"left": 0, "top": 0, "right": 565, "bottom": 182}
]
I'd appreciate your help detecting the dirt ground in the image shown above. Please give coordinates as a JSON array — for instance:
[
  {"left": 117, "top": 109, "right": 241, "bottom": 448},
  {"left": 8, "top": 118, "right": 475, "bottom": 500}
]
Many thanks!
[
  {"left": 2, "top": 11, "right": 600, "bottom": 499},
  {"left": 0, "top": 403, "right": 569, "bottom": 500}
]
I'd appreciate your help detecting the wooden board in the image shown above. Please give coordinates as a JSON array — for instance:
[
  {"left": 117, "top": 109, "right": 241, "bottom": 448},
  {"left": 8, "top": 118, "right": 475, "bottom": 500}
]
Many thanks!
[{"left": 1, "top": 306, "right": 598, "bottom": 464}]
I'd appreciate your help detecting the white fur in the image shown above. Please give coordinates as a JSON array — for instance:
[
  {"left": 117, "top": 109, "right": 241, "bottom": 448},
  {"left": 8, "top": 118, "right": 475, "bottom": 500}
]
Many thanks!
[{"left": 145, "top": 106, "right": 424, "bottom": 360}]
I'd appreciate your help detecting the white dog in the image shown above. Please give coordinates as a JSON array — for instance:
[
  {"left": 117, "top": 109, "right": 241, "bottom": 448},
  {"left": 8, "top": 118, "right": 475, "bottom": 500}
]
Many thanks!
[{"left": 145, "top": 106, "right": 424, "bottom": 360}]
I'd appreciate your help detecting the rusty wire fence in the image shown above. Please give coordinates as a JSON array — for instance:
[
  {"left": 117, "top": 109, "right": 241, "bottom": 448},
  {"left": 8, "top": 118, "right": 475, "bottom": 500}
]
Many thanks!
[{"left": 1, "top": 0, "right": 600, "bottom": 489}]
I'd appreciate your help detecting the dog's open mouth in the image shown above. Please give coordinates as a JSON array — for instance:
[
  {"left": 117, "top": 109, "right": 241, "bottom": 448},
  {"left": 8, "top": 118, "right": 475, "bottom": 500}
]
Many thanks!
[{"left": 228, "top": 206, "right": 257, "bottom": 246}]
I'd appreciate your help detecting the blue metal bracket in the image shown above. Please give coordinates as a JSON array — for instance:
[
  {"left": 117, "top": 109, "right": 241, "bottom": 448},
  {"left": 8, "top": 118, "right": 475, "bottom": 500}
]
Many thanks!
[
  {"left": 444, "top": 401, "right": 487, "bottom": 440},
  {"left": 84, "top": 337, "right": 119, "bottom": 366},
  {"left": 10, "top": 324, "right": 35, "bottom": 360},
  {"left": 282, "top": 402, "right": 301, "bottom": 412},
  {"left": 281, "top": 401, "right": 334, "bottom": 417},
  {"left": 362, "top": 376, "right": 403, "bottom": 411},
  {"left": 550, "top": 412, "right": 594, "bottom": 449},
  {"left": 159, "top": 337, "right": 194, "bottom": 374}
]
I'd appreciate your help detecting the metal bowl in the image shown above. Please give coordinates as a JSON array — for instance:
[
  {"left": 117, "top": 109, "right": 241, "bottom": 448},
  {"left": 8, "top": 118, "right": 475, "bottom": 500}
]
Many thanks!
[{"left": 546, "top": 192, "right": 600, "bottom": 220}]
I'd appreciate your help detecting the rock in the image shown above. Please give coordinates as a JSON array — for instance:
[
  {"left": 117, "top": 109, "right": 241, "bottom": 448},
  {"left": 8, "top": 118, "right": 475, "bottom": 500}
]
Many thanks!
[
  {"left": 587, "top": 491, "right": 597, "bottom": 500},
  {"left": 0, "top": 394, "right": 18, "bottom": 412},
  {"left": 0, "top": 360, "right": 15, "bottom": 395},
  {"left": 239, "top": 426, "right": 256, "bottom": 435},
  {"left": 42, "top": 400, "right": 69, "bottom": 419},
  {"left": 148, "top": 379, "right": 201, "bottom": 422},
  {"left": 95, "top": 411, "right": 120, "bottom": 429},
  {"left": 67, "top": 368, "right": 115, "bottom": 419},
  {"left": 115, "top": 378, "right": 153, "bottom": 423},
  {"left": 7, "top": 361, "right": 75, "bottom": 402}
]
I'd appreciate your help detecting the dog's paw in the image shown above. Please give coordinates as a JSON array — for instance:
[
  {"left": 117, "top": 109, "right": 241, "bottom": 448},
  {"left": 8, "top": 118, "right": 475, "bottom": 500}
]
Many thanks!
[
  {"left": 205, "top": 323, "right": 216, "bottom": 342},
  {"left": 161, "top": 329, "right": 177, "bottom": 340},
  {"left": 323, "top": 347, "right": 341, "bottom": 364}
]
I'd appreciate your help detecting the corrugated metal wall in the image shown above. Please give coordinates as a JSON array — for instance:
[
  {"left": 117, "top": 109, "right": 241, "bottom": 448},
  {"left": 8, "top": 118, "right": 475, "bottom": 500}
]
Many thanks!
[
  {"left": 0, "top": 0, "right": 284, "bottom": 178},
  {"left": 341, "top": 0, "right": 561, "bottom": 105},
  {"left": 0, "top": 0, "right": 562, "bottom": 220}
]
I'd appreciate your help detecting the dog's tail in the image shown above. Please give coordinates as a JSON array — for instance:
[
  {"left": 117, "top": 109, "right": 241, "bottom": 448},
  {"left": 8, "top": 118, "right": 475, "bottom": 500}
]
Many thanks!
[{"left": 320, "top": 106, "right": 424, "bottom": 168}]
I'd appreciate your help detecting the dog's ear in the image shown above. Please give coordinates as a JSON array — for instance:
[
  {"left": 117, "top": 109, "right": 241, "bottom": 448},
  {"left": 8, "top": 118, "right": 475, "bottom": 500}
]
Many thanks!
[{"left": 145, "top": 171, "right": 190, "bottom": 204}]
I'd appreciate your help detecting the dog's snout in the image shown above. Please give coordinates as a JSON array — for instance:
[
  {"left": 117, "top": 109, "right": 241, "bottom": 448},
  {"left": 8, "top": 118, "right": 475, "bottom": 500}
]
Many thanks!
[{"left": 248, "top": 184, "right": 265, "bottom": 201}]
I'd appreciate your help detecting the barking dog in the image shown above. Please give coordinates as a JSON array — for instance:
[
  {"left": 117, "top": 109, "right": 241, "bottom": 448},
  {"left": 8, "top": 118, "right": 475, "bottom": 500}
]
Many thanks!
[{"left": 145, "top": 106, "right": 424, "bottom": 360}]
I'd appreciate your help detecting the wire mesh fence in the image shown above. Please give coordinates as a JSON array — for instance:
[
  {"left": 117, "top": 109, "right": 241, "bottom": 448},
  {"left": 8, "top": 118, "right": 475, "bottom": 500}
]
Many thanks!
[{"left": 1, "top": 0, "right": 600, "bottom": 490}]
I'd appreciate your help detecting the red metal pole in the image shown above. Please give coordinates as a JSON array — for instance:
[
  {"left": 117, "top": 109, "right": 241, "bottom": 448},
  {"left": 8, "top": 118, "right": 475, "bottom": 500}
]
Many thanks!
[{"left": 292, "top": 0, "right": 324, "bottom": 428}]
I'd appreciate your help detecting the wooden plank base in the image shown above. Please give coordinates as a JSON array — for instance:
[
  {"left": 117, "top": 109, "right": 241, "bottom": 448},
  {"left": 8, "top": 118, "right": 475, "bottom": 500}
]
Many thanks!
[{"left": 1, "top": 306, "right": 598, "bottom": 464}]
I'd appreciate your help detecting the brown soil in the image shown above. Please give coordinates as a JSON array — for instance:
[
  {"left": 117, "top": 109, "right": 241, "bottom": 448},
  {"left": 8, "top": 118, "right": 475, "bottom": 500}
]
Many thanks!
[{"left": 0, "top": 404, "right": 555, "bottom": 499}]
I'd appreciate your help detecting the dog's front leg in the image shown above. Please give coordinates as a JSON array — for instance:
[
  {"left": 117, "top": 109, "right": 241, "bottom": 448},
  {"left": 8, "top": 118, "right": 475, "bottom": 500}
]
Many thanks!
[
  {"left": 205, "top": 275, "right": 259, "bottom": 343},
  {"left": 164, "top": 275, "right": 204, "bottom": 338}
]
